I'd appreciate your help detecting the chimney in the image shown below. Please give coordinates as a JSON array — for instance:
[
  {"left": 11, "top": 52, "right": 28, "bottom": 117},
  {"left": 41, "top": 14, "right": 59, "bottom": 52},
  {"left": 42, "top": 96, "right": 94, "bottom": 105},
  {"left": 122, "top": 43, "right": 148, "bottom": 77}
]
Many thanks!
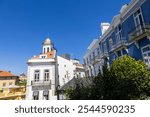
[{"left": 101, "top": 23, "right": 110, "bottom": 35}]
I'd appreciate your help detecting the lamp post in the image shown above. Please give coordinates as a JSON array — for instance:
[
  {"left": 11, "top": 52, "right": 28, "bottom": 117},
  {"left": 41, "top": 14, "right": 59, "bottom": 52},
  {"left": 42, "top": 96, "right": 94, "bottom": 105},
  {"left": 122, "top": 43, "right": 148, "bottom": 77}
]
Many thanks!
[{"left": 57, "top": 85, "right": 60, "bottom": 100}]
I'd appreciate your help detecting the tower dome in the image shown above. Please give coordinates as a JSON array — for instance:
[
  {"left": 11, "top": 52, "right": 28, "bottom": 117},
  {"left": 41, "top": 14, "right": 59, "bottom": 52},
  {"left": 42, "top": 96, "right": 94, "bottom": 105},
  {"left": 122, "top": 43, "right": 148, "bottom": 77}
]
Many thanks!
[
  {"left": 42, "top": 37, "right": 54, "bottom": 53},
  {"left": 43, "top": 37, "right": 52, "bottom": 45}
]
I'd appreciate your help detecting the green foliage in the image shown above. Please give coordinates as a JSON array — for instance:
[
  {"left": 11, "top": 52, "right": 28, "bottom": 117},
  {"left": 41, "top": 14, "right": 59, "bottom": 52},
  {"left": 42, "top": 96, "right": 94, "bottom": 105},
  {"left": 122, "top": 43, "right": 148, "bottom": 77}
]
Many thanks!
[
  {"left": 66, "top": 55, "right": 150, "bottom": 100},
  {"left": 65, "top": 78, "right": 93, "bottom": 100},
  {"left": 16, "top": 80, "right": 27, "bottom": 86},
  {"left": 110, "top": 55, "right": 150, "bottom": 99}
]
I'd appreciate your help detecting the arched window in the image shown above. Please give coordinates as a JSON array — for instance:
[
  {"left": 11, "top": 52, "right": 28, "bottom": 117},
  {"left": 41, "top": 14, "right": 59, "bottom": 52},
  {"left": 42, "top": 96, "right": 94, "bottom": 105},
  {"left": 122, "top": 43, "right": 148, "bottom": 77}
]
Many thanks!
[{"left": 47, "top": 47, "right": 49, "bottom": 52}]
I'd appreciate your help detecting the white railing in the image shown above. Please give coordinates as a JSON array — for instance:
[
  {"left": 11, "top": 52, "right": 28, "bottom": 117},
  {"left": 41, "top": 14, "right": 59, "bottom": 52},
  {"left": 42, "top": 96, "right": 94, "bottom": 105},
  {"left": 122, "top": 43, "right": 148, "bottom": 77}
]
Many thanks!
[{"left": 31, "top": 80, "right": 51, "bottom": 86}]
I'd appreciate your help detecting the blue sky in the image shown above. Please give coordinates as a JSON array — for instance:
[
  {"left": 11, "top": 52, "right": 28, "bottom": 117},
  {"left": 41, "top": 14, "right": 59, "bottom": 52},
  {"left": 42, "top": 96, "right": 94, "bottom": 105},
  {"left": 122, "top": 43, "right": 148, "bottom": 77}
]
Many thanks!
[{"left": 0, "top": 0, "right": 130, "bottom": 75}]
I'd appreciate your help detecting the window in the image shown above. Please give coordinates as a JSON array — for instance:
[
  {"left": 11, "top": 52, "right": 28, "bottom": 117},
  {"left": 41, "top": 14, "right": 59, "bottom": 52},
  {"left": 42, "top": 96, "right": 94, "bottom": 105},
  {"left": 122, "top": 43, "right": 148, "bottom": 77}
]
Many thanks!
[
  {"left": 44, "top": 70, "right": 49, "bottom": 81},
  {"left": 9, "top": 82, "right": 12, "bottom": 86},
  {"left": 134, "top": 9, "right": 144, "bottom": 26},
  {"left": 33, "top": 91, "right": 39, "bottom": 100},
  {"left": 134, "top": 9, "right": 144, "bottom": 35},
  {"left": 43, "top": 91, "right": 49, "bottom": 100},
  {"left": 103, "top": 42, "right": 107, "bottom": 53},
  {"left": 97, "top": 48, "right": 100, "bottom": 56},
  {"left": 89, "top": 55, "right": 92, "bottom": 63},
  {"left": 109, "top": 37, "right": 113, "bottom": 49},
  {"left": 34, "top": 70, "right": 40, "bottom": 82},
  {"left": 47, "top": 47, "right": 50, "bottom": 52},
  {"left": 142, "top": 45, "right": 150, "bottom": 68},
  {"left": 115, "top": 24, "right": 122, "bottom": 42},
  {"left": 3, "top": 83, "right": 6, "bottom": 87},
  {"left": 93, "top": 52, "right": 95, "bottom": 60},
  {"left": 41, "top": 56, "right": 46, "bottom": 58}
]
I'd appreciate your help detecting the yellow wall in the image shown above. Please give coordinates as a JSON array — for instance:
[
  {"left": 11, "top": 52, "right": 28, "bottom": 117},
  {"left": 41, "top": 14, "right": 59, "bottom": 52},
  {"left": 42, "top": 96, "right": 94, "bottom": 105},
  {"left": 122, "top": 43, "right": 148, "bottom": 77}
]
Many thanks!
[
  {"left": 0, "top": 77, "right": 17, "bottom": 90},
  {"left": 0, "top": 86, "right": 26, "bottom": 100}
]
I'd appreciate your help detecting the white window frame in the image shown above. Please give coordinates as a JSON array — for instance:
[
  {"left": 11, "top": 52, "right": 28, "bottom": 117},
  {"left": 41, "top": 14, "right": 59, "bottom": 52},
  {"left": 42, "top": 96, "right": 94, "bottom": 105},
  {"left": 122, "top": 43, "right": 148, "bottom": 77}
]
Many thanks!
[
  {"left": 33, "top": 91, "right": 39, "bottom": 100},
  {"left": 43, "top": 90, "right": 49, "bottom": 100},
  {"left": 44, "top": 70, "right": 50, "bottom": 81},
  {"left": 115, "top": 24, "right": 122, "bottom": 43},
  {"left": 40, "top": 55, "right": 47, "bottom": 59},
  {"left": 141, "top": 45, "right": 150, "bottom": 68},
  {"left": 34, "top": 70, "right": 40, "bottom": 82},
  {"left": 133, "top": 8, "right": 145, "bottom": 35}
]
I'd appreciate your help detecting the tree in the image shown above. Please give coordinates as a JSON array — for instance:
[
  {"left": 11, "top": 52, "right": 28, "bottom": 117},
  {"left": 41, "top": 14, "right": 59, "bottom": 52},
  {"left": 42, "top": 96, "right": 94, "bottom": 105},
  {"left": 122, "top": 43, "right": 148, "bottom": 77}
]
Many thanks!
[
  {"left": 110, "top": 55, "right": 150, "bottom": 99},
  {"left": 66, "top": 55, "right": 150, "bottom": 100}
]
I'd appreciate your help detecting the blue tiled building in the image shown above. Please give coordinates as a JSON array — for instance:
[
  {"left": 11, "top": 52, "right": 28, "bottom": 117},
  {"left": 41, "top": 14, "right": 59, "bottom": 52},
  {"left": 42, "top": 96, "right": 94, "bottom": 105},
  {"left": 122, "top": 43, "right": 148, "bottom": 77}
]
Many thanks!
[{"left": 84, "top": 0, "right": 150, "bottom": 77}]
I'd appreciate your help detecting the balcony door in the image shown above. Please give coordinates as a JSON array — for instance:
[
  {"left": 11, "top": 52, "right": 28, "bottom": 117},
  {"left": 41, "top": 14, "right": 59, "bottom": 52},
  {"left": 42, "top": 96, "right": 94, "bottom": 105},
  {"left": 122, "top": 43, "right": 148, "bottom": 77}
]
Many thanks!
[
  {"left": 115, "top": 24, "right": 122, "bottom": 43},
  {"left": 44, "top": 70, "right": 50, "bottom": 81},
  {"left": 43, "top": 90, "right": 49, "bottom": 100},
  {"left": 34, "top": 70, "right": 40, "bottom": 82},
  {"left": 134, "top": 9, "right": 144, "bottom": 35},
  {"left": 33, "top": 91, "right": 39, "bottom": 100}
]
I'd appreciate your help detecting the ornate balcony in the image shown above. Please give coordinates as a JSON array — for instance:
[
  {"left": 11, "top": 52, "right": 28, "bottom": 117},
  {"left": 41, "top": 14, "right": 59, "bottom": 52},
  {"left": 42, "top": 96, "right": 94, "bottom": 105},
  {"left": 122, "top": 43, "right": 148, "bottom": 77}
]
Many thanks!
[
  {"left": 129, "top": 23, "right": 150, "bottom": 42},
  {"left": 110, "top": 38, "right": 127, "bottom": 52},
  {"left": 31, "top": 80, "right": 51, "bottom": 86}
]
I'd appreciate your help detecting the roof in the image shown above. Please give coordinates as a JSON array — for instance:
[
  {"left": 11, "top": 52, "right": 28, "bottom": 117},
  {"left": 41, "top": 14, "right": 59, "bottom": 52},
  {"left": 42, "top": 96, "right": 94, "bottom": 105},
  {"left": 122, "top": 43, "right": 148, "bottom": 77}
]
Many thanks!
[
  {"left": 0, "top": 70, "right": 16, "bottom": 77},
  {"left": 32, "top": 51, "right": 55, "bottom": 59}
]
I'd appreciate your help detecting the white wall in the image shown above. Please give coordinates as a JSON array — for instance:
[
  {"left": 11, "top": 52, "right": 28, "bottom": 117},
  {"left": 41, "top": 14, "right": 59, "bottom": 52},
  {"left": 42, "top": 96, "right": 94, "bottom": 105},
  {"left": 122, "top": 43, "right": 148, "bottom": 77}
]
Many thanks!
[{"left": 57, "top": 56, "right": 76, "bottom": 87}]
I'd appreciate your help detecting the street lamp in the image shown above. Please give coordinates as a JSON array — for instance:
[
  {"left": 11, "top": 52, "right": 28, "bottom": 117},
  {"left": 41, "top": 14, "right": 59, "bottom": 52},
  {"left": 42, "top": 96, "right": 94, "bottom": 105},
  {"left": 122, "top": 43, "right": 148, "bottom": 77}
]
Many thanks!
[{"left": 56, "top": 85, "right": 60, "bottom": 100}]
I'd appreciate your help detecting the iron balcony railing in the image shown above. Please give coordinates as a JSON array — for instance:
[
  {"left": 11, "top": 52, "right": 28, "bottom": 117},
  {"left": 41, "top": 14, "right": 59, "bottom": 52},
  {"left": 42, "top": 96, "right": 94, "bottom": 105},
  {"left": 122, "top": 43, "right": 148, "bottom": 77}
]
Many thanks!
[
  {"left": 31, "top": 80, "right": 51, "bottom": 86},
  {"left": 110, "top": 38, "right": 127, "bottom": 52},
  {"left": 129, "top": 23, "right": 150, "bottom": 41}
]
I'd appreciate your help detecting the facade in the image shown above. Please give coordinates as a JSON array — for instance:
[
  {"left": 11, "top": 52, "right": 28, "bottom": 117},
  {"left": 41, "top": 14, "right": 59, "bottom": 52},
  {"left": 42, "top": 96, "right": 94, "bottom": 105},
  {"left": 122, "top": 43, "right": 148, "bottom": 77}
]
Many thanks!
[
  {"left": 0, "top": 70, "right": 18, "bottom": 90},
  {"left": 0, "top": 70, "right": 25, "bottom": 100},
  {"left": 26, "top": 38, "right": 85, "bottom": 100},
  {"left": 84, "top": 0, "right": 150, "bottom": 77},
  {"left": 57, "top": 56, "right": 85, "bottom": 88},
  {"left": 0, "top": 86, "right": 26, "bottom": 100},
  {"left": 57, "top": 56, "right": 85, "bottom": 100},
  {"left": 26, "top": 38, "right": 58, "bottom": 100}
]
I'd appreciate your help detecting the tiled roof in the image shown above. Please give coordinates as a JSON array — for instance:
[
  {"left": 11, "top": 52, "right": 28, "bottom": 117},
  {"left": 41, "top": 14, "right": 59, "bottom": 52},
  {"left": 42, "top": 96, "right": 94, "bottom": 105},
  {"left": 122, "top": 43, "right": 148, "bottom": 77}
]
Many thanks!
[
  {"left": 0, "top": 70, "right": 16, "bottom": 77},
  {"left": 32, "top": 51, "right": 55, "bottom": 59}
]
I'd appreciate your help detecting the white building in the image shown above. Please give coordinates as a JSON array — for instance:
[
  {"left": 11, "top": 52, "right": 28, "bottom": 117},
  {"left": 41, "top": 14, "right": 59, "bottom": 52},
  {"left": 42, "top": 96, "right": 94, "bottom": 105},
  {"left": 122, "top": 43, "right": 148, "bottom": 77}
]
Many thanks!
[
  {"left": 83, "top": 23, "right": 110, "bottom": 77},
  {"left": 57, "top": 56, "right": 85, "bottom": 88},
  {"left": 26, "top": 38, "right": 85, "bottom": 100},
  {"left": 26, "top": 38, "right": 58, "bottom": 100},
  {"left": 84, "top": 39, "right": 104, "bottom": 77}
]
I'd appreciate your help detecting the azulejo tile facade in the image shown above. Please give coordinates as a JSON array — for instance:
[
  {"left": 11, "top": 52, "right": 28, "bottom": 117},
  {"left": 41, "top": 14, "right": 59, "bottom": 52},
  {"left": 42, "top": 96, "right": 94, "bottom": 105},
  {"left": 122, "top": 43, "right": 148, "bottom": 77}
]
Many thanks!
[{"left": 84, "top": 0, "right": 150, "bottom": 77}]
